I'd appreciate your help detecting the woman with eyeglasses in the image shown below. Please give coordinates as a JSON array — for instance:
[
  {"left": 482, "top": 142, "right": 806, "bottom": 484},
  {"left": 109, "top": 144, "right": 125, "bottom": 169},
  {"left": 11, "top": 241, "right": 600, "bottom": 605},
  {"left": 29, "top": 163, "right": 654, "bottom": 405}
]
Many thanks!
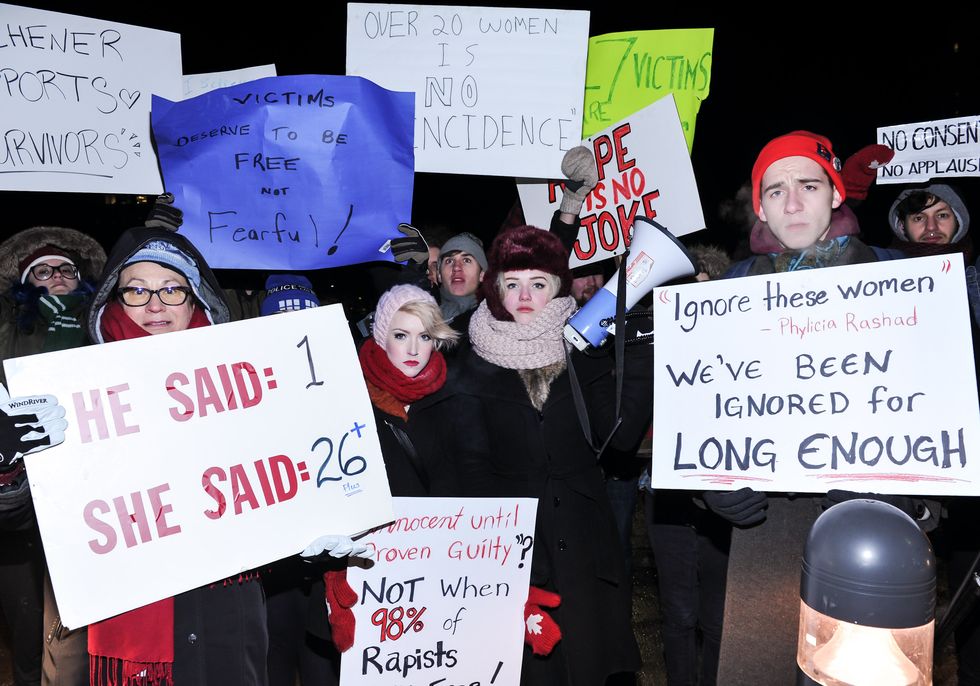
[
  {"left": 83, "top": 226, "right": 259, "bottom": 686},
  {"left": 0, "top": 226, "right": 106, "bottom": 686}
]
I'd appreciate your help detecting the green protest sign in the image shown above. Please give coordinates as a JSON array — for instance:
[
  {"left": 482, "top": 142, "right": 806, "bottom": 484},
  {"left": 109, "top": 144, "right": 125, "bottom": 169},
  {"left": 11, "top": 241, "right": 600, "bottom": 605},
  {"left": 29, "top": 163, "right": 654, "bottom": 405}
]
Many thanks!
[{"left": 583, "top": 28, "right": 713, "bottom": 152}]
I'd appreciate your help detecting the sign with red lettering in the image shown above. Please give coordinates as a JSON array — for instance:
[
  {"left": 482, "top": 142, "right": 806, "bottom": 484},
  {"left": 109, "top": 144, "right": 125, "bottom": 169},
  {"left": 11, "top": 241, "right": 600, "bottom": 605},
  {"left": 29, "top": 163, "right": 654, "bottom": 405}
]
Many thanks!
[
  {"left": 4, "top": 305, "right": 393, "bottom": 627},
  {"left": 652, "top": 255, "right": 980, "bottom": 495},
  {"left": 340, "top": 497, "right": 537, "bottom": 686},
  {"left": 517, "top": 94, "right": 705, "bottom": 267}
]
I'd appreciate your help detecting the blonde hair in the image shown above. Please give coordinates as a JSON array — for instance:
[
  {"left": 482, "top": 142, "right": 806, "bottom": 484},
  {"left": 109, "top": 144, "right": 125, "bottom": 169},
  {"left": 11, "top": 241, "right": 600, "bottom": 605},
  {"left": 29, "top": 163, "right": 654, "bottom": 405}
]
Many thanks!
[
  {"left": 398, "top": 300, "right": 459, "bottom": 350},
  {"left": 495, "top": 271, "right": 561, "bottom": 301}
]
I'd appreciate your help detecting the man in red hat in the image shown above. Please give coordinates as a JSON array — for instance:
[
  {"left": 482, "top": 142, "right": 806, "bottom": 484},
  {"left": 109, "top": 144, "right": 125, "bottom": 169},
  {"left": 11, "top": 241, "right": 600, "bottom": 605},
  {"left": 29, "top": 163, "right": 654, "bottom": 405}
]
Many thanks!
[{"left": 708, "top": 132, "right": 924, "bottom": 685}]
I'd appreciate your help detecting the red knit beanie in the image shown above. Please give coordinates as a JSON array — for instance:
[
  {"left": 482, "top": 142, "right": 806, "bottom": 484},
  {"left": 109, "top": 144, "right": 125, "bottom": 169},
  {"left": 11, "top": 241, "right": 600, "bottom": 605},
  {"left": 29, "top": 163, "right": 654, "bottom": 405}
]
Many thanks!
[
  {"left": 751, "top": 131, "right": 845, "bottom": 215},
  {"left": 480, "top": 226, "right": 571, "bottom": 321}
]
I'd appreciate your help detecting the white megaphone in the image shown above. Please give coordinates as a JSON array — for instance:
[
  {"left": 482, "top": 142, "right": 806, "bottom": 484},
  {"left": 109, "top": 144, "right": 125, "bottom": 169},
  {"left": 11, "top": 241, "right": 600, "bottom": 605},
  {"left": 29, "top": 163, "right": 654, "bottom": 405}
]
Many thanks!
[{"left": 563, "top": 216, "right": 697, "bottom": 351}]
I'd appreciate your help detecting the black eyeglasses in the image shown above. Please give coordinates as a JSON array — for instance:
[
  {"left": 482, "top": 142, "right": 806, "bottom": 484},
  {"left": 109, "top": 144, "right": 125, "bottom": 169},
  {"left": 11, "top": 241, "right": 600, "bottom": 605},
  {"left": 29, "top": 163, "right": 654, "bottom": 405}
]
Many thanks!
[
  {"left": 30, "top": 263, "right": 79, "bottom": 281},
  {"left": 118, "top": 286, "right": 193, "bottom": 307}
]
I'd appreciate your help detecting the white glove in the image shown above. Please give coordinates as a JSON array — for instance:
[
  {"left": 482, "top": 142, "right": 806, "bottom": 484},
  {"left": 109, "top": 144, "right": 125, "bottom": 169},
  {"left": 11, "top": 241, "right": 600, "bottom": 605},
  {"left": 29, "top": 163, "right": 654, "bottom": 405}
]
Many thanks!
[
  {"left": 0, "top": 383, "right": 67, "bottom": 469},
  {"left": 301, "top": 534, "right": 373, "bottom": 560}
]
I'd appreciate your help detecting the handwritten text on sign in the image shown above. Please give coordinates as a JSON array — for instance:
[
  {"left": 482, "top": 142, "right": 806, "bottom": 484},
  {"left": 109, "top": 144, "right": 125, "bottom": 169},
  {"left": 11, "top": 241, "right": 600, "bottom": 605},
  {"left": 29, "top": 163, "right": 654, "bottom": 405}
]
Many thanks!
[
  {"left": 346, "top": 3, "right": 589, "bottom": 178},
  {"left": 341, "top": 497, "right": 536, "bottom": 686},
  {"left": 182, "top": 64, "right": 277, "bottom": 99},
  {"left": 582, "top": 28, "right": 713, "bottom": 152},
  {"left": 518, "top": 95, "right": 705, "bottom": 267},
  {"left": 877, "top": 115, "right": 980, "bottom": 184},
  {"left": 652, "top": 255, "right": 980, "bottom": 495},
  {"left": 0, "top": 3, "right": 181, "bottom": 193},
  {"left": 151, "top": 75, "right": 414, "bottom": 270},
  {"left": 5, "top": 306, "right": 393, "bottom": 627}
]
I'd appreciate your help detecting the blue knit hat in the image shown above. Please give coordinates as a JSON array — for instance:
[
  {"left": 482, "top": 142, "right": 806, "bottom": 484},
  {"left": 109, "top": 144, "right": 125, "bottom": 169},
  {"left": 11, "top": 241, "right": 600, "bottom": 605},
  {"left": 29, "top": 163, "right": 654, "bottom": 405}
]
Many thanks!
[{"left": 261, "top": 274, "right": 320, "bottom": 316}]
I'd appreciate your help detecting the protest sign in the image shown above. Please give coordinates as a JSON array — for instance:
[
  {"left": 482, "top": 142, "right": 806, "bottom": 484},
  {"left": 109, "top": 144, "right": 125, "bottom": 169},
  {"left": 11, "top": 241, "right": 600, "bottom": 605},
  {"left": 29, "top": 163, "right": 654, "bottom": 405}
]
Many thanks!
[
  {"left": 876, "top": 115, "right": 980, "bottom": 184},
  {"left": 341, "top": 497, "right": 536, "bottom": 686},
  {"left": 5, "top": 305, "right": 393, "bottom": 627},
  {"left": 0, "top": 3, "right": 181, "bottom": 193},
  {"left": 583, "top": 28, "right": 713, "bottom": 152},
  {"left": 151, "top": 75, "right": 414, "bottom": 270},
  {"left": 182, "top": 64, "right": 277, "bottom": 99},
  {"left": 517, "top": 95, "right": 705, "bottom": 268},
  {"left": 346, "top": 3, "right": 589, "bottom": 178},
  {"left": 652, "top": 254, "right": 980, "bottom": 495}
]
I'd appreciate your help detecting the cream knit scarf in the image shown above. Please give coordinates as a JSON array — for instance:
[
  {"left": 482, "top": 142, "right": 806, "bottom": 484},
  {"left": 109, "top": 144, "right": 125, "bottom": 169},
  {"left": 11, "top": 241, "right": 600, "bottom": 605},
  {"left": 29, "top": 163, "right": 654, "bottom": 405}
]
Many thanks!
[{"left": 468, "top": 297, "right": 576, "bottom": 371}]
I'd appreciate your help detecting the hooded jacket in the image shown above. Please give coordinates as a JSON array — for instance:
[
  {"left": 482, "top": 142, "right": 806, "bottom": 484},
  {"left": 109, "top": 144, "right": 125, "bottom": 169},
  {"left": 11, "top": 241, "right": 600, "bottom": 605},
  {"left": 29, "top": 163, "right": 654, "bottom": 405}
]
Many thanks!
[
  {"left": 888, "top": 183, "right": 971, "bottom": 243},
  {"left": 87, "top": 227, "right": 230, "bottom": 343}
]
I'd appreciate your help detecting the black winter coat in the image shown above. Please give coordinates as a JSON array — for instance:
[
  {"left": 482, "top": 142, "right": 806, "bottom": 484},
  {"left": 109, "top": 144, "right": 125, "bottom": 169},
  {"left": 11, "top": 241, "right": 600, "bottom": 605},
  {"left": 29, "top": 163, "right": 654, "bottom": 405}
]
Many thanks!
[{"left": 423, "top": 343, "right": 652, "bottom": 686}]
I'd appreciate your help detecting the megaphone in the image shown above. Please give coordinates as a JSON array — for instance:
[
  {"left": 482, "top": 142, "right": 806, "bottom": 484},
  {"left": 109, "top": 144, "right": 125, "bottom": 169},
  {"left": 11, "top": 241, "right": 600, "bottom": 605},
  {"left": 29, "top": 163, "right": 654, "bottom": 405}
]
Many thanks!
[{"left": 563, "top": 216, "right": 697, "bottom": 351}]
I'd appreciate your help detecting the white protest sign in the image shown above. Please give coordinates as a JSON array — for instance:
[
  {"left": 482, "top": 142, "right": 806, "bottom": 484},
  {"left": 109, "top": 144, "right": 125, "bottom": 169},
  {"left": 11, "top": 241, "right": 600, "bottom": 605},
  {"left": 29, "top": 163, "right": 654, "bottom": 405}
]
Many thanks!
[
  {"left": 341, "top": 497, "right": 536, "bottom": 686},
  {"left": 877, "top": 115, "right": 980, "bottom": 184},
  {"left": 5, "top": 305, "right": 393, "bottom": 628},
  {"left": 0, "top": 4, "right": 182, "bottom": 193},
  {"left": 517, "top": 95, "right": 705, "bottom": 267},
  {"left": 346, "top": 3, "right": 589, "bottom": 177},
  {"left": 182, "top": 64, "right": 277, "bottom": 99},
  {"left": 652, "top": 254, "right": 980, "bottom": 495}
]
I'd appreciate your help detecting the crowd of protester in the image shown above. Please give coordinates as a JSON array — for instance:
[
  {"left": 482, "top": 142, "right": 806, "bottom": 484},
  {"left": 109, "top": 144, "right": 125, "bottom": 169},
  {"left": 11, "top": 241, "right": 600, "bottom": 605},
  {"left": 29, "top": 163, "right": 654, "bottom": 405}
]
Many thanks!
[{"left": 1, "top": 132, "right": 979, "bottom": 686}]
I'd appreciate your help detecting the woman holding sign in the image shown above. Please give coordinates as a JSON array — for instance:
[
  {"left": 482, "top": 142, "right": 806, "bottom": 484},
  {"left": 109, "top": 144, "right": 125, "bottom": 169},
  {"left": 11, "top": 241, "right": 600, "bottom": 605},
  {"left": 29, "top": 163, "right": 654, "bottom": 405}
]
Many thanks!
[{"left": 426, "top": 225, "right": 652, "bottom": 685}]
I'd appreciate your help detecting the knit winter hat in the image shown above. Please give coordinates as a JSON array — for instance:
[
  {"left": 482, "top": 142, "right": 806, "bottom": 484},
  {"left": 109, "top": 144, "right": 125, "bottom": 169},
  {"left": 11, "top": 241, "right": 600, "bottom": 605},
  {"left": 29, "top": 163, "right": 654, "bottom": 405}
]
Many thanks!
[
  {"left": 260, "top": 274, "right": 320, "bottom": 316},
  {"left": 439, "top": 232, "right": 488, "bottom": 271},
  {"left": 751, "top": 131, "right": 845, "bottom": 215},
  {"left": 19, "top": 245, "right": 76, "bottom": 283},
  {"left": 888, "top": 184, "right": 971, "bottom": 243},
  {"left": 373, "top": 284, "right": 438, "bottom": 349},
  {"left": 480, "top": 225, "right": 571, "bottom": 321},
  {"left": 125, "top": 240, "right": 201, "bottom": 290}
]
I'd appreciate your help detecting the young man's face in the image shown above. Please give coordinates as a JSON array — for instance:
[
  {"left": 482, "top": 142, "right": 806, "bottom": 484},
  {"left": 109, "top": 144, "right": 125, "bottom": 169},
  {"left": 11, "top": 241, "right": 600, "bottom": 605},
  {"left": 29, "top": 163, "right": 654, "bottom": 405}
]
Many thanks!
[
  {"left": 904, "top": 200, "right": 958, "bottom": 245},
  {"left": 758, "top": 156, "right": 842, "bottom": 250},
  {"left": 439, "top": 251, "right": 484, "bottom": 297}
]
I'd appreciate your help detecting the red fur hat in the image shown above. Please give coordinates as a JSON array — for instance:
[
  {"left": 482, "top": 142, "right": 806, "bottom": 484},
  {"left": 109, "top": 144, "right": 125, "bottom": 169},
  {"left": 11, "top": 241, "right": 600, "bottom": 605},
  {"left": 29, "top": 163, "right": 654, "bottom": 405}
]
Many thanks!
[{"left": 480, "top": 225, "right": 571, "bottom": 321}]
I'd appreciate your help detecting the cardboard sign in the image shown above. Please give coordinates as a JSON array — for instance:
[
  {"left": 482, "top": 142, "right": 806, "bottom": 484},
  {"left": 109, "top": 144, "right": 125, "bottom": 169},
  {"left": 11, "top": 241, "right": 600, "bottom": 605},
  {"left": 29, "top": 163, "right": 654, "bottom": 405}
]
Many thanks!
[
  {"left": 151, "top": 75, "right": 414, "bottom": 270},
  {"left": 346, "top": 3, "right": 589, "bottom": 177},
  {"left": 582, "top": 28, "right": 713, "bottom": 152},
  {"left": 341, "top": 497, "right": 536, "bottom": 686},
  {"left": 877, "top": 115, "right": 980, "bottom": 184},
  {"left": 5, "top": 306, "right": 393, "bottom": 627},
  {"left": 517, "top": 95, "right": 705, "bottom": 267},
  {"left": 0, "top": 3, "right": 181, "bottom": 193},
  {"left": 182, "top": 64, "right": 277, "bottom": 99},
  {"left": 652, "top": 255, "right": 980, "bottom": 495}
]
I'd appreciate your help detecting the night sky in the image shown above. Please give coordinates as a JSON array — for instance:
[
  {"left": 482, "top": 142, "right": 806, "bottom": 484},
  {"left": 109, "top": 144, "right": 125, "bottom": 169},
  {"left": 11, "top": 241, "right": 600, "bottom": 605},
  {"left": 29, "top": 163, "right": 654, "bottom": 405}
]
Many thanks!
[{"left": 4, "top": 4, "right": 980, "bottom": 294}]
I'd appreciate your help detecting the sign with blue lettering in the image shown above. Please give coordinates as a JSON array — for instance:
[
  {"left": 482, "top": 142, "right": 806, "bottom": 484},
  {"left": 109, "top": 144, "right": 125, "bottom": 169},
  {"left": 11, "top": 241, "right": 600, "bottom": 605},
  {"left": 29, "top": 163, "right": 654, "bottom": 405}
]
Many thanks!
[{"left": 151, "top": 75, "right": 415, "bottom": 270}]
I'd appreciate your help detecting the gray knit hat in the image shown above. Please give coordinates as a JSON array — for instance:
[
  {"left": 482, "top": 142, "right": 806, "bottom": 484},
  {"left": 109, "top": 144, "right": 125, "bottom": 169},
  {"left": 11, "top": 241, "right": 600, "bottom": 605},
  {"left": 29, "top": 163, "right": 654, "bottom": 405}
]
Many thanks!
[
  {"left": 888, "top": 184, "right": 970, "bottom": 243},
  {"left": 439, "top": 232, "right": 488, "bottom": 271}
]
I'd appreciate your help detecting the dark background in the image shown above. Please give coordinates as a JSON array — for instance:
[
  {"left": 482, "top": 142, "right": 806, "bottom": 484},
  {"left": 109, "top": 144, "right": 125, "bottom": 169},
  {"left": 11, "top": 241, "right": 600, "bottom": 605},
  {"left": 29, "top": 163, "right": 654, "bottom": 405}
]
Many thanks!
[{"left": 4, "top": 4, "right": 980, "bottom": 296}]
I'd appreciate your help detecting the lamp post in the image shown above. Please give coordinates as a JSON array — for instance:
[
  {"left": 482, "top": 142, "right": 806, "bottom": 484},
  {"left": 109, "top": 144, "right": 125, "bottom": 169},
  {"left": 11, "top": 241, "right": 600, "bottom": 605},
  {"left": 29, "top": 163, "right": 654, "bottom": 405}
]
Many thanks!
[{"left": 797, "top": 499, "right": 935, "bottom": 686}]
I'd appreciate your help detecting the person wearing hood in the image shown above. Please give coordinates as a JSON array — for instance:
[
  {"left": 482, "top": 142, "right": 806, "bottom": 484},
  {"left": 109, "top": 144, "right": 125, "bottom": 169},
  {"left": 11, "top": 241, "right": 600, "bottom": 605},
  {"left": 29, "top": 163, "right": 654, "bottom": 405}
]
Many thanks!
[
  {"left": 0, "top": 226, "right": 105, "bottom": 686},
  {"left": 84, "top": 227, "right": 365, "bottom": 686},
  {"left": 888, "top": 183, "right": 971, "bottom": 256}
]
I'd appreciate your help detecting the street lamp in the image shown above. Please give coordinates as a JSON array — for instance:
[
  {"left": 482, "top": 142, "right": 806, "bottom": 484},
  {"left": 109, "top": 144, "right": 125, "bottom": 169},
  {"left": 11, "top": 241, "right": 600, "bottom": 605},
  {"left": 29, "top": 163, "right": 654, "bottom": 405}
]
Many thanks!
[{"left": 797, "top": 499, "right": 935, "bottom": 686}]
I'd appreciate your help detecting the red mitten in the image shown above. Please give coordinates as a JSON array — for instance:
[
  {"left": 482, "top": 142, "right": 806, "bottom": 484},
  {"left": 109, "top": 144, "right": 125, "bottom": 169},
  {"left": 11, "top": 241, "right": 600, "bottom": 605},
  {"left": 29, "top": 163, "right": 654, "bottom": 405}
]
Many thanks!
[
  {"left": 524, "top": 586, "right": 562, "bottom": 656},
  {"left": 842, "top": 144, "right": 895, "bottom": 200},
  {"left": 325, "top": 569, "right": 358, "bottom": 652}
]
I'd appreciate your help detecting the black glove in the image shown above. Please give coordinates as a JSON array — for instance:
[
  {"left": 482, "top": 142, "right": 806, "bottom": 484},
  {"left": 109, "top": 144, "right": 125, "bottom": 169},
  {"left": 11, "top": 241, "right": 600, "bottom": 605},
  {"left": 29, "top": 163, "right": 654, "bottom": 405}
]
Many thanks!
[
  {"left": 703, "top": 487, "right": 768, "bottom": 526},
  {"left": 390, "top": 223, "right": 429, "bottom": 265},
  {"left": 145, "top": 193, "right": 183, "bottom": 231},
  {"left": 822, "top": 490, "right": 926, "bottom": 521}
]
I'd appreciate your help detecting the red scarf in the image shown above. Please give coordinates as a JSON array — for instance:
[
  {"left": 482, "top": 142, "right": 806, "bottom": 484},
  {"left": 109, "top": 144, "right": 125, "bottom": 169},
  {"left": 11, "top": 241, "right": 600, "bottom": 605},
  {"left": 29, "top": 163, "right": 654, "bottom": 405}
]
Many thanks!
[
  {"left": 89, "top": 299, "right": 210, "bottom": 686},
  {"left": 358, "top": 339, "right": 446, "bottom": 419}
]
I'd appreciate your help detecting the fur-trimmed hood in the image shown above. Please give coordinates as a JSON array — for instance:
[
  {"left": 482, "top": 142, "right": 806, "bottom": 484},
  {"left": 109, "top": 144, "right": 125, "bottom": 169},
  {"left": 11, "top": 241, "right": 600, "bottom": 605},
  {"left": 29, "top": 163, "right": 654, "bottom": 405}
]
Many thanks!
[{"left": 0, "top": 226, "right": 106, "bottom": 286}]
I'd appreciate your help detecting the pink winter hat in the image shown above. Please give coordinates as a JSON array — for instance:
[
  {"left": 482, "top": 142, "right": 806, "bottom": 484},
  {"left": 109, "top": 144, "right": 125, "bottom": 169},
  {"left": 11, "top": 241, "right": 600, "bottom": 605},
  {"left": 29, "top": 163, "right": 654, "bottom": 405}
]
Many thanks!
[{"left": 373, "top": 284, "right": 437, "bottom": 349}]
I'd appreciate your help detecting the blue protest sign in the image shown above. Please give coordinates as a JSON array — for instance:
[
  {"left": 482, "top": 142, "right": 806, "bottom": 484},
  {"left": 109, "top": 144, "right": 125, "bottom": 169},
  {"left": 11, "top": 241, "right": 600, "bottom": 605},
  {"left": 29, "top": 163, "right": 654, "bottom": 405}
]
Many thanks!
[{"left": 151, "top": 75, "right": 414, "bottom": 270}]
